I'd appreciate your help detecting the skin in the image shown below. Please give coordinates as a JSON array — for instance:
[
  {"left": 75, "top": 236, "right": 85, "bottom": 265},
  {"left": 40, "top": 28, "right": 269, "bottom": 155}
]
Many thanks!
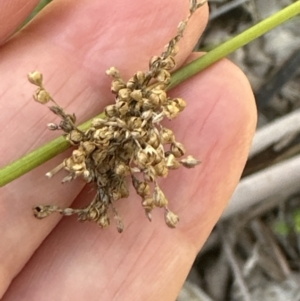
[{"left": 0, "top": 0, "right": 257, "bottom": 300}]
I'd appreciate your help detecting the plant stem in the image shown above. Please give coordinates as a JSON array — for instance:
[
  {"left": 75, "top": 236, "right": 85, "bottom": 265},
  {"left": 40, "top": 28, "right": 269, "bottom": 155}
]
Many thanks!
[
  {"left": 169, "top": 1, "right": 300, "bottom": 89},
  {"left": 0, "top": 113, "right": 105, "bottom": 186},
  {"left": 1, "top": 1, "right": 300, "bottom": 187}
]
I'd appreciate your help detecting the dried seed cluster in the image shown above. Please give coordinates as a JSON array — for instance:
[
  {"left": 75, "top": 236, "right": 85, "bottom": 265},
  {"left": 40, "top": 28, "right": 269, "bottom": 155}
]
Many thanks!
[{"left": 29, "top": 0, "right": 204, "bottom": 232}]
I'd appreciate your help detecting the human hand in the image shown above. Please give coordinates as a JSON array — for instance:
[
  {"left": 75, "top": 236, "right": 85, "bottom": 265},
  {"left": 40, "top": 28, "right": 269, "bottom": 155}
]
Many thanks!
[{"left": 0, "top": 0, "right": 256, "bottom": 300}]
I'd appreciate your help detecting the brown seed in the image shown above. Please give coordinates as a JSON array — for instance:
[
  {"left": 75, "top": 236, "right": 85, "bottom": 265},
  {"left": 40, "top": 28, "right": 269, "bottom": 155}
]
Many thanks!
[
  {"left": 166, "top": 154, "right": 181, "bottom": 169},
  {"left": 87, "top": 207, "right": 100, "bottom": 221},
  {"left": 106, "top": 67, "right": 120, "bottom": 78},
  {"left": 173, "top": 97, "right": 186, "bottom": 111},
  {"left": 135, "top": 149, "right": 149, "bottom": 167},
  {"left": 142, "top": 98, "right": 155, "bottom": 110},
  {"left": 33, "top": 205, "right": 56, "bottom": 219},
  {"left": 178, "top": 21, "right": 187, "bottom": 35},
  {"left": 171, "top": 141, "right": 186, "bottom": 158},
  {"left": 114, "top": 162, "right": 130, "bottom": 176},
  {"left": 91, "top": 118, "right": 107, "bottom": 127},
  {"left": 146, "top": 131, "right": 160, "bottom": 149},
  {"left": 116, "top": 221, "right": 124, "bottom": 233},
  {"left": 142, "top": 197, "right": 155, "bottom": 211},
  {"left": 161, "top": 57, "right": 176, "bottom": 70},
  {"left": 126, "top": 77, "right": 136, "bottom": 90},
  {"left": 145, "top": 144, "right": 160, "bottom": 163},
  {"left": 153, "top": 161, "right": 168, "bottom": 177},
  {"left": 133, "top": 100, "right": 142, "bottom": 112},
  {"left": 180, "top": 155, "right": 200, "bottom": 168},
  {"left": 155, "top": 145, "right": 165, "bottom": 159},
  {"left": 111, "top": 79, "right": 126, "bottom": 93},
  {"left": 148, "top": 88, "right": 167, "bottom": 106},
  {"left": 105, "top": 104, "right": 118, "bottom": 117},
  {"left": 132, "top": 178, "right": 150, "bottom": 197},
  {"left": 111, "top": 190, "right": 122, "bottom": 201},
  {"left": 71, "top": 163, "right": 85, "bottom": 172},
  {"left": 97, "top": 215, "right": 110, "bottom": 228},
  {"left": 153, "top": 186, "right": 168, "bottom": 207},
  {"left": 81, "top": 141, "right": 96, "bottom": 155},
  {"left": 83, "top": 170, "right": 91, "bottom": 181},
  {"left": 145, "top": 209, "right": 152, "bottom": 222},
  {"left": 92, "top": 149, "right": 107, "bottom": 163},
  {"left": 118, "top": 88, "right": 131, "bottom": 101},
  {"left": 130, "top": 89, "right": 143, "bottom": 101},
  {"left": 163, "top": 103, "right": 180, "bottom": 119},
  {"left": 156, "top": 69, "right": 171, "bottom": 84},
  {"left": 152, "top": 112, "right": 164, "bottom": 124},
  {"left": 33, "top": 88, "right": 51, "bottom": 104},
  {"left": 116, "top": 101, "right": 129, "bottom": 116},
  {"left": 160, "top": 127, "right": 175, "bottom": 144},
  {"left": 164, "top": 43, "right": 179, "bottom": 56},
  {"left": 143, "top": 166, "right": 156, "bottom": 183},
  {"left": 93, "top": 127, "right": 108, "bottom": 140},
  {"left": 127, "top": 117, "right": 142, "bottom": 130},
  {"left": 149, "top": 56, "right": 161, "bottom": 68},
  {"left": 116, "top": 118, "right": 127, "bottom": 128},
  {"left": 96, "top": 174, "right": 109, "bottom": 186},
  {"left": 135, "top": 71, "right": 146, "bottom": 85},
  {"left": 141, "top": 110, "right": 153, "bottom": 122},
  {"left": 47, "top": 123, "right": 58, "bottom": 130},
  {"left": 165, "top": 210, "right": 179, "bottom": 228},
  {"left": 28, "top": 71, "right": 43, "bottom": 86},
  {"left": 66, "top": 130, "right": 83, "bottom": 144},
  {"left": 72, "top": 150, "right": 86, "bottom": 163},
  {"left": 63, "top": 157, "right": 73, "bottom": 170}
]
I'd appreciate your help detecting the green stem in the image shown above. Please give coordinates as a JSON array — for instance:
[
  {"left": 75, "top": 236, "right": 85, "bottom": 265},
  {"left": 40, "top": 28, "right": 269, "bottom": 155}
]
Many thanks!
[
  {"left": 1, "top": 2, "right": 300, "bottom": 187},
  {"left": 169, "top": 1, "right": 300, "bottom": 89}
]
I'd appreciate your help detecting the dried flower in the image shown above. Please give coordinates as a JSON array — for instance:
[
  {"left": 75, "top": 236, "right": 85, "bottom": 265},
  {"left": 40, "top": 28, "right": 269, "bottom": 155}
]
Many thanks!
[
  {"left": 166, "top": 154, "right": 181, "bottom": 169},
  {"left": 153, "top": 186, "right": 168, "bottom": 208},
  {"left": 29, "top": 0, "right": 205, "bottom": 232},
  {"left": 33, "top": 88, "right": 52, "bottom": 104},
  {"left": 171, "top": 141, "right": 186, "bottom": 158},
  {"left": 47, "top": 123, "right": 58, "bottom": 130},
  {"left": 180, "top": 155, "right": 201, "bottom": 168},
  {"left": 28, "top": 71, "right": 43, "bottom": 86},
  {"left": 165, "top": 209, "right": 179, "bottom": 228}
]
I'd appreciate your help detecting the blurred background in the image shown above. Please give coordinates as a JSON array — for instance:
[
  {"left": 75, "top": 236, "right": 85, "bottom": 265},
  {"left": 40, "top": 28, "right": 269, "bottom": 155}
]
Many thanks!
[{"left": 179, "top": 1, "right": 300, "bottom": 300}]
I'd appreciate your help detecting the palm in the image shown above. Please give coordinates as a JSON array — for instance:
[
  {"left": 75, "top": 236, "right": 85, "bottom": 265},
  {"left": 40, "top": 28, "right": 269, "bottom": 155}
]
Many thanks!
[{"left": 0, "top": 0, "right": 256, "bottom": 300}]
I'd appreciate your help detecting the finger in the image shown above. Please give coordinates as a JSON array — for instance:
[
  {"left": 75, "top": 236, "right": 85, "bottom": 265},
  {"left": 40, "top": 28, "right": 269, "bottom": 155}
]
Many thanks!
[
  {"left": 0, "top": 0, "right": 39, "bottom": 44},
  {"left": 3, "top": 58, "right": 256, "bottom": 301},
  {"left": 0, "top": 0, "right": 208, "bottom": 296}
]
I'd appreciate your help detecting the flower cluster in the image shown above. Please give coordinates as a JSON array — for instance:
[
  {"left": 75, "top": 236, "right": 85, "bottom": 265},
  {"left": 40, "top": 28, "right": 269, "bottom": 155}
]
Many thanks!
[{"left": 29, "top": 0, "right": 204, "bottom": 232}]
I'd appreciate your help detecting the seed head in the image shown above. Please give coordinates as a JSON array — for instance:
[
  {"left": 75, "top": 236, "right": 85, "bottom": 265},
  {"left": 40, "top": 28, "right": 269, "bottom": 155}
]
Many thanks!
[{"left": 29, "top": 0, "right": 205, "bottom": 232}]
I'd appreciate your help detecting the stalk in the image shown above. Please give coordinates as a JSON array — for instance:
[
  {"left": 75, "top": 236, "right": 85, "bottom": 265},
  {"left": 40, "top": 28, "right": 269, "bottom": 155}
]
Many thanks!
[{"left": 1, "top": 1, "right": 300, "bottom": 187}]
